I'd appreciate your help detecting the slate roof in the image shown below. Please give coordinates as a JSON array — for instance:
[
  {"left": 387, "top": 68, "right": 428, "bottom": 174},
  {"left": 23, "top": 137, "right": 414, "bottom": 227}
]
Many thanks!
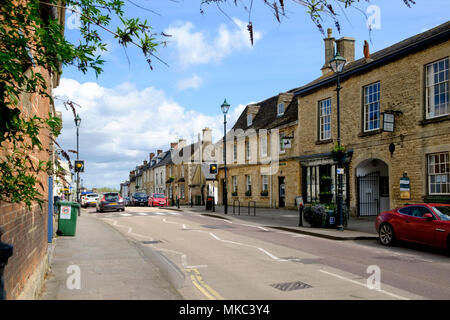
[{"left": 293, "top": 20, "right": 450, "bottom": 96}]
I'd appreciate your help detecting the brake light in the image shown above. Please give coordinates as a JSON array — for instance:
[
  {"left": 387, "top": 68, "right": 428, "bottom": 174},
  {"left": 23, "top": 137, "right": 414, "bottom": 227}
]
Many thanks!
[{"left": 102, "top": 195, "right": 106, "bottom": 202}]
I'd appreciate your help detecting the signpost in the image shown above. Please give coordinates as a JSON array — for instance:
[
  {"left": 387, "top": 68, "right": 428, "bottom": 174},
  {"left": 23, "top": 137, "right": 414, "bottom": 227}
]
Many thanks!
[{"left": 400, "top": 174, "right": 411, "bottom": 200}]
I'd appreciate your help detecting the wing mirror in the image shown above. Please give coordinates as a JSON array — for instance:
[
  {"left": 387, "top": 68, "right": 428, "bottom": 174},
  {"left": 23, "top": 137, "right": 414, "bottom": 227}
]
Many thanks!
[{"left": 424, "top": 213, "right": 434, "bottom": 221}]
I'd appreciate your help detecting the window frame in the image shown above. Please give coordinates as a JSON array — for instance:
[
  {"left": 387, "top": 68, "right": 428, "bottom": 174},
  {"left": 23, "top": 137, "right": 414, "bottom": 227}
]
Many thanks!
[
  {"left": 277, "top": 103, "right": 284, "bottom": 117},
  {"left": 318, "top": 98, "right": 332, "bottom": 141},
  {"left": 425, "top": 57, "right": 449, "bottom": 119},
  {"left": 363, "top": 81, "right": 381, "bottom": 132},
  {"left": 232, "top": 176, "right": 238, "bottom": 193},
  {"left": 261, "top": 175, "right": 269, "bottom": 192},
  {"left": 246, "top": 175, "right": 252, "bottom": 192},
  {"left": 427, "top": 151, "right": 450, "bottom": 195},
  {"left": 247, "top": 114, "right": 253, "bottom": 127}
]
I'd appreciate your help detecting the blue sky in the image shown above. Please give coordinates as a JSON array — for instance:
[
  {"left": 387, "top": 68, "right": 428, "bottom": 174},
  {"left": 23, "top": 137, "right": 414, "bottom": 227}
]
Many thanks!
[{"left": 54, "top": 0, "right": 450, "bottom": 189}]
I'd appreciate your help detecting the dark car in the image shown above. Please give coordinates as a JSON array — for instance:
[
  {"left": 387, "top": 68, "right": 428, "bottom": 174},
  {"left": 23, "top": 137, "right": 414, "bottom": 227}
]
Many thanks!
[
  {"left": 131, "top": 192, "right": 148, "bottom": 206},
  {"left": 96, "top": 192, "right": 125, "bottom": 212},
  {"left": 375, "top": 203, "right": 450, "bottom": 253}
]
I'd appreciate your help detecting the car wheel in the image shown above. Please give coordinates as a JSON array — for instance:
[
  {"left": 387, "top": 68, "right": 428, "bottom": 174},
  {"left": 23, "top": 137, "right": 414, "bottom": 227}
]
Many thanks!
[{"left": 379, "top": 223, "right": 395, "bottom": 246}]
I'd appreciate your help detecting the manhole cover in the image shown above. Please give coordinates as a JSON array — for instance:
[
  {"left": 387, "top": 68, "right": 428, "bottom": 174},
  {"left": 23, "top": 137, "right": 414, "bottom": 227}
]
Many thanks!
[
  {"left": 270, "top": 281, "right": 312, "bottom": 291},
  {"left": 141, "top": 240, "right": 162, "bottom": 244}
]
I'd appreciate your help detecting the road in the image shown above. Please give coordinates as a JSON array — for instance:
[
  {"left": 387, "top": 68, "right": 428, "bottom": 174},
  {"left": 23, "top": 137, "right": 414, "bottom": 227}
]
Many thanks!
[{"left": 84, "top": 206, "right": 450, "bottom": 300}]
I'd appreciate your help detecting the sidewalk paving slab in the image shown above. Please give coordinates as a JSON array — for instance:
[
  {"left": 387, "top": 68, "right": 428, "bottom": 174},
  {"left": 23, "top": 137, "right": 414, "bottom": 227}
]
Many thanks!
[{"left": 39, "top": 212, "right": 183, "bottom": 300}]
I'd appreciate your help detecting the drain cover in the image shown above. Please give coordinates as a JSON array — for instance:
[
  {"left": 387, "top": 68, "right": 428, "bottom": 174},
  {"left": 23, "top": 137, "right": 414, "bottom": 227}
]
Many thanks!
[
  {"left": 270, "top": 281, "right": 312, "bottom": 291},
  {"left": 141, "top": 240, "right": 162, "bottom": 244}
]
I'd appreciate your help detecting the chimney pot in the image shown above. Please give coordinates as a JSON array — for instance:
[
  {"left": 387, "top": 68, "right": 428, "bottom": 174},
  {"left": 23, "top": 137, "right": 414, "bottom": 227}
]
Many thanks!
[
  {"left": 157, "top": 149, "right": 163, "bottom": 155},
  {"left": 170, "top": 142, "right": 178, "bottom": 149},
  {"left": 149, "top": 152, "right": 155, "bottom": 160}
]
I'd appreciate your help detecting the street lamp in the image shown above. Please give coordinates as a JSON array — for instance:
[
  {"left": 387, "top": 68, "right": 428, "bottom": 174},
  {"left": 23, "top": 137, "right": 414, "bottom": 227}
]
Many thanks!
[
  {"left": 221, "top": 99, "right": 230, "bottom": 215},
  {"left": 330, "top": 51, "right": 346, "bottom": 231},
  {"left": 74, "top": 114, "right": 81, "bottom": 204}
]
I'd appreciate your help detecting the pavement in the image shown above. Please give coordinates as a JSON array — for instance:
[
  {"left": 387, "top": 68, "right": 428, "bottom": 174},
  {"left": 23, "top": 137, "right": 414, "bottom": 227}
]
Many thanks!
[
  {"left": 39, "top": 212, "right": 183, "bottom": 300},
  {"left": 164, "top": 204, "right": 379, "bottom": 241}
]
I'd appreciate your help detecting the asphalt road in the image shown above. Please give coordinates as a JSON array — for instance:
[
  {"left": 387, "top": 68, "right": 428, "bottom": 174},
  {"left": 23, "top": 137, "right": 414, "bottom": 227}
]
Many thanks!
[{"left": 86, "top": 206, "right": 450, "bottom": 300}]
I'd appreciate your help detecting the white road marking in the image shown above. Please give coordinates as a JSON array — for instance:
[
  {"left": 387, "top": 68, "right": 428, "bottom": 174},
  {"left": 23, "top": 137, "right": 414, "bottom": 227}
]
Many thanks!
[
  {"left": 120, "top": 213, "right": 132, "bottom": 217},
  {"left": 319, "top": 269, "right": 409, "bottom": 300},
  {"left": 257, "top": 247, "right": 280, "bottom": 261},
  {"left": 153, "top": 212, "right": 165, "bottom": 215},
  {"left": 166, "top": 211, "right": 181, "bottom": 215},
  {"left": 258, "top": 226, "right": 269, "bottom": 231},
  {"left": 182, "top": 224, "right": 187, "bottom": 229},
  {"left": 137, "top": 212, "right": 148, "bottom": 216}
]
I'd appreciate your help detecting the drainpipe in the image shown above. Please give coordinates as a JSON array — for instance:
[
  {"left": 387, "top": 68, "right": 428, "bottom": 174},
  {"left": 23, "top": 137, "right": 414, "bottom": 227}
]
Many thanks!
[{"left": 0, "top": 228, "right": 13, "bottom": 300}]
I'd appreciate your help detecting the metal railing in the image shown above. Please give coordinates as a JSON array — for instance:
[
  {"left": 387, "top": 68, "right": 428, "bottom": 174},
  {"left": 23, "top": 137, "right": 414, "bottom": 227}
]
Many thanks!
[
  {"left": 248, "top": 201, "right": 256, "bottom": 216},
  {"left": 232, "top": 199, "right": 241, "bottom": 215}
]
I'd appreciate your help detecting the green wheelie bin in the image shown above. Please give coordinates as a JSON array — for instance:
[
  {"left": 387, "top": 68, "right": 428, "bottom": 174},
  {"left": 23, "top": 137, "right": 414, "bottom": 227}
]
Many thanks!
[{"left": 56, "top": 201, "right": 80, "bottom": 236}]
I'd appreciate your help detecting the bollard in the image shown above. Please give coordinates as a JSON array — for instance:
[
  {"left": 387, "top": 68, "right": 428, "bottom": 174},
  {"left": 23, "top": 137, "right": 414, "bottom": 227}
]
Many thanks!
[
  {"left": 191, "top": 197, "right": 193, "bottom": 208},
  {"left": 298, "top": 205, "right": 303, "bottom": 227},
  {"left": 177, "top": 198, "right": 180, "bottom": 209},
  {"left": 0, "top": 228, "right": 14, "bottom": 300}
]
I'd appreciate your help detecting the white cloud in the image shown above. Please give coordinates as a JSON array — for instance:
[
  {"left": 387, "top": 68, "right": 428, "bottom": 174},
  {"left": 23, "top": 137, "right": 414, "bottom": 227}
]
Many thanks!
[
  {"left": 165, "top": 18, "right": 262, "bottom": 67},
  {"left": 53, "top": 78, "right": 243, "bottom": 188},
  {"left": 177, "top": 74, "right": 203, "bottom": 91}
]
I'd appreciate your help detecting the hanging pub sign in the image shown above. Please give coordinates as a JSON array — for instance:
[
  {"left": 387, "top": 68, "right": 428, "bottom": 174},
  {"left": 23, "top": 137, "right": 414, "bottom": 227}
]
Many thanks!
[
  {"left": 400, "top": 174, "right": 410, "bottom": 199},
  {"left": 383, "top": 113, "right": 395, "bottom": 132},
  {"left": 282, "top": 138, "right": 292, "bottom": 149}
]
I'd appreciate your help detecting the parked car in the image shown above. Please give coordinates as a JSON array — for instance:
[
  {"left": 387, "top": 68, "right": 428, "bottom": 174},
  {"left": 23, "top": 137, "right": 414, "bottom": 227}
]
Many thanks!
[
  {"left": 148, "top": 193, "right": 168, "bottom": 207},
  {"left": 131, "top": 192, "right": 148, "bottom": 206},
  {"left": 375, "top": 203, "right": 450, "bottom": 253},
  {"left": 96, "top": 192, "right": 125, "bottom": 212},
  {"left": 81, "top": 193, "right": 99, "bottom": 208},
  {"left": 124, "top": 196, "right": 131, "bottom": 206}
]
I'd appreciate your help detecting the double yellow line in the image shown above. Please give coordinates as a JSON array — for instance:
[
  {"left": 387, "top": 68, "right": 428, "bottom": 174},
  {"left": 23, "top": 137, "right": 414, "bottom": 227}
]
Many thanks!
[{"left": 186, "top": 268, "right": 224, "bottom": 300}]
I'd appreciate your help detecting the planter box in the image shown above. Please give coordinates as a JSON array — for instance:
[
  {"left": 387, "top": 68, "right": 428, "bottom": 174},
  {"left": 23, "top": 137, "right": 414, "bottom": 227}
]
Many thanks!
[{"left": 319, "top": 193, "right": 333, "bottom": 204}]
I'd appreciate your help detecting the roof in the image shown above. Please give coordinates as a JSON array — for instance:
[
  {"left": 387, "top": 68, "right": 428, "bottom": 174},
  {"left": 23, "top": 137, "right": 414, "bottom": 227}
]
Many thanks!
[
  {"left": 153, "top": 151, "right": 171, "bottom": 168},
  {"left": 294, "top": 20, "right": 450, "bottom": 96}
]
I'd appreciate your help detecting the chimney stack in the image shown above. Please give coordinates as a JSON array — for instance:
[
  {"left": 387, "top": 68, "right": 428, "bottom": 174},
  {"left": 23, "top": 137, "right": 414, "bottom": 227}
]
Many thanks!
[
  {"left": 157, "top": 149, "right": 163, "bottom": 155},
  {"left": 202, "top": 127, "right": 212, "bottom": 144},
  {"left": 170, "top": 142, "right": 178, "bottom": 149},
  {"left": 336, "top": 36, "right": 355, "bottom": 64},
  {"left": 149, "top": 152, "right": 155, "bottom": 161},
  {"left": 178, "top": 138, "right": 187, "bottom": 148},
  {"left": 143, "top": 160, "right": 147, "bottom": 165},
  {"left": 321, "top": 28, "right": 335, "bottom": 75}
]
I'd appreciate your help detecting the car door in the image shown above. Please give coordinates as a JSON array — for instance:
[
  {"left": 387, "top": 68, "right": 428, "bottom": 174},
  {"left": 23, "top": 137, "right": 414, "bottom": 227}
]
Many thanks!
[
  {"left": 403, "top": 206, "right": 436, "bottom": 246},
  {"left": 394, "top": 206, "right": 414, "bottom": 241}
]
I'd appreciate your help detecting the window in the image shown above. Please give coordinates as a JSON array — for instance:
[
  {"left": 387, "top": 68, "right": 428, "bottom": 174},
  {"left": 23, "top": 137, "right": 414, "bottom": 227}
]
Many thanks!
[
  {"left": 260, "top": 135, "right": 267, "bottom": 157},
  {"left": 180, "top": 184, "right": 185, "bottom": 198},
  {"left": 319, "top": 98, "right": 331, "bottom": 140},
  {"left": 246, "top": 140, "right": 251, "bottom": 160},
  {"left": 277, "top": 103, "right": 284, "bottom": 116},
  {"left": 233, "top": 139, "right": 237, "bottom": 161},
  {"left": 279, "top": 132, "right": 286, "bottom": 153},
  {"left": 247, "top": 114, "right": 253, "bottom": 127},
  {"left": 261, "top": 175, "right": 268, "bottom": 192},
  {"left": 232, "top": 176, "right": 237, "bottom": 193},
  {"left": 246, "top": 175, "right": 252, "bottom": 192},
  {"left": 426, "top": 58, "right": 449, "bottom": 118},
  {"left": 161, "top": 173, "right": 163, "bottom": 184},
  {"left": 428, "top": 152, "right": 450, "bottom": 195},
  {"left": 363, "top": 82, "right": 381, "bottom": 131},
  {"left": 156, "top": 173, "right": 159, "bottom": 185},
  {"left": 181, "top": 165, "right": 184, "bottom": 177}
]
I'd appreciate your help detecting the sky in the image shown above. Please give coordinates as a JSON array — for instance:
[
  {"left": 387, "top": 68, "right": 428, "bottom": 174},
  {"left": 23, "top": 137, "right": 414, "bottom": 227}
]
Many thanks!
[{"left": 53, "top": 0, "right": 450, "bottom": 189}]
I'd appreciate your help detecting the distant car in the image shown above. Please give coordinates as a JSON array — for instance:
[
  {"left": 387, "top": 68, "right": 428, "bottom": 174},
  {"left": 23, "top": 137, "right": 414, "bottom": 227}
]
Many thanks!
[
  {"left": 375, "top": 203, "right": 450, "bottom": 253},
  {"left": 96, "top": 192, "right": 125, "bottom": 212},
  {"left": 124, "top": 196, "right": 131, "bottom": 206},
  {"left": 148, "top": 193, "right": 168, "bottom": 207},
  {"left": 82, "top": 193, "right": 99, "bottom": 208},
  {"left": 131, "top": 192, "right": 148, "bottom": 206}
]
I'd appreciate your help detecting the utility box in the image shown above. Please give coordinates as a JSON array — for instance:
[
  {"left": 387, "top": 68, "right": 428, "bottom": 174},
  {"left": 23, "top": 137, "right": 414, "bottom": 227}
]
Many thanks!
[{"left": 56, "top": 201, "right": 80, "bottom": 236}]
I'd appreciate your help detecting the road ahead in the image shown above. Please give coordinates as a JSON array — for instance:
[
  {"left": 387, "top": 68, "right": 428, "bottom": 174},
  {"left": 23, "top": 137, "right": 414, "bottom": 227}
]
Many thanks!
[{"left": 85, "top": 206, "right": 450, "bottom": 300}]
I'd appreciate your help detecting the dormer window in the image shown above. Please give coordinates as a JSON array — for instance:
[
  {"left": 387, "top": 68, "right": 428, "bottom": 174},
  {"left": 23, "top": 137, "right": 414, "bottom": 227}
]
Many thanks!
[
  {"left": 247, "top": 114, "right": 253, "bottom": 127},
  {"left": 277, "top": 103, "right": 284, "bottom": 116}
]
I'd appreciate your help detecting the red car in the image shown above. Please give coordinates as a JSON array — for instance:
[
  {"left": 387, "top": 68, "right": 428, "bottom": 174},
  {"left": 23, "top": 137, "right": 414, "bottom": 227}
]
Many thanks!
[
  {"left": 148, "top": 193, "right": 168, "bottom": 207},
  {"left": 375, "top": 203, "right": 450, "bottom": 253}
]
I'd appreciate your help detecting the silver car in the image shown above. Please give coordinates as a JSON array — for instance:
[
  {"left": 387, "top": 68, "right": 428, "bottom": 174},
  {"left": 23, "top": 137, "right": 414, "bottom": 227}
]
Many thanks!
[{"left": 96, "top": 192, "right": 125, "bottom": 212}]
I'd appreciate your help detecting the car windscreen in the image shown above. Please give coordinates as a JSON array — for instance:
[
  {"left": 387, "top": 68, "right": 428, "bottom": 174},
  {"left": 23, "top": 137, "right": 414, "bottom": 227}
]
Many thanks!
[
  {"left": 154, "top": 194, "right": 165, "bottom": 198},
  {"left": 432, "top": 206, "right": 450, "bottom": 221},
  {"left": 134, "top": 193, "right": 147, "bottom": 198},
  {"left": 87, "top": 194, "right": 98, "bottom": 198},
  {"left": 104, "top": 193, "right": 119, "bottom": 201}
]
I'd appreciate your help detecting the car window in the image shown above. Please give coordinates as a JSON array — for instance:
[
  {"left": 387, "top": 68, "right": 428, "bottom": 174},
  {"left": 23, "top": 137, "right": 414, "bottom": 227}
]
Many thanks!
[
  {"left": 134, "top": 192, "right": 147, "bottom": 197},
  {"left": 432, "top": 206, "right": 450, "bottom": 221},
  {"left": 154, "top": 194, "right": 165, "bottom": 198},
  {"left": 413, "top": 206, "right": 433, "bottom": 218},
  {"left": 87, "top": 194, "right": 98, "bottom": 198},
  {"left": 398, "top": 207, "right": 413, "bottom": 216},
  {"left": 104, "top": 193, "right": 119, "bottom": 201}
]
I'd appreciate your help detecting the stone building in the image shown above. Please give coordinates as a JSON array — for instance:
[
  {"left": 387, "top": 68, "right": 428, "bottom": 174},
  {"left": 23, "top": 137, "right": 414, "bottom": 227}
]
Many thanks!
[
  {"left": 217, "top": 92, "right": 301, "bottom": 209},
  {"left": 294, "top": 22, "right": 450, "bottom": 217}
]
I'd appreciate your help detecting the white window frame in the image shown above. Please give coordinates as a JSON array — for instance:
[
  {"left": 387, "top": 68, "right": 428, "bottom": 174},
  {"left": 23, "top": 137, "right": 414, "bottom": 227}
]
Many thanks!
[
  {"left": 277, "top": 103, "right": 284, "bottom": 117},
  {"left": 260, "top": 135, "right": 267, "bottom": 157},
  {"left": 319, "top": 98, "right": 331, "bottom": 140},
  {"left": 233, "top": 139, "right": 237, "bottom": 161},
  {"left": 232, "top": 176, "right": 237, "bottom": 193},
  {"left": 246, "top": 175, "right": 252, "bottom": 192},
  {"left": 180, "top": 184, "right": 185, "bottom": 198},
  {"left": 363, "top": 82, "right": 381, "bottom": 132},
  {"left": 426, "top": 58, "right": 449, "bottom": 119},
  {"left": 261, "top": 175, "right": 268, "bottom": 192},
  {"left": 246, "top": 140, "right": 251, "bottom": 160},
  {"left": 428, "top": 152, "right": 450, "bottom": 195}
]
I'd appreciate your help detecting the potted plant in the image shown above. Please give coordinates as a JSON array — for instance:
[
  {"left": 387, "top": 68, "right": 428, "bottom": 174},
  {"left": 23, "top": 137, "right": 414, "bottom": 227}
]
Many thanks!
[
  {"left": 245, "top": 190, "right": 252, "bottom": 197},
  {"left": 331, "top": 142, "right": 347, "bottom": 162},
  {"left": 319, "top": 191, "right": 333, "bottom": 204},
  {"left": 168, "top": 176, "right": 175, "bottom": 183},
  {"left": 232, "top": 191, "right": 238, "bottom": 196},
  {"left": 260, "top": 190, "right": 268, "bottom": 196},
  {"left": 304, "top": 204, "right": 327, "bottom": 228}
]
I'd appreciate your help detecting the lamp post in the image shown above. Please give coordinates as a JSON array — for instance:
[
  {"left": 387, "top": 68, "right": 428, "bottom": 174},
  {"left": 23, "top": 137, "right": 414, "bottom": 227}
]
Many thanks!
[
  {"left": 329, "top": 51, "right": 347, "bottom": 231},
  {"left": 74, "top": 114, "right": 81, "bottom": 204},
  {"left": 221, "top": 99, "right": 230, "bottom": 214}
]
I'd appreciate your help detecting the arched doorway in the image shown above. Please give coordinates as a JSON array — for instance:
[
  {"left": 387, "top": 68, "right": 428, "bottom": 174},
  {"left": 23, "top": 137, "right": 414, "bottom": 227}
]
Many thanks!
[{"left": 356, "top": 158, "right": 390, "bottom": 216}]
